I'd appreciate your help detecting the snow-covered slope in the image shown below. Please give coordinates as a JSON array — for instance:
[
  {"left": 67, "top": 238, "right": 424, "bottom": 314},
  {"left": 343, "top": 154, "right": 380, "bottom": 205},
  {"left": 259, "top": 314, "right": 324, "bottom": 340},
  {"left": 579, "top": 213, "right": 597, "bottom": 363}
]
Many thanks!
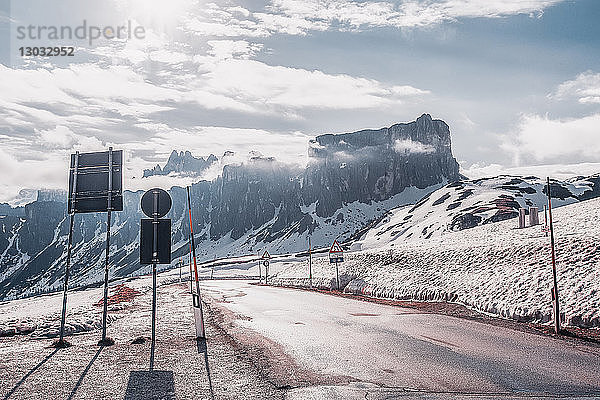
[
  {"left": 271, "top": 196, "right": 600, "bottom": 328},
  {"left": 357, "top": 174, "right": 600, "bottom": 247}
]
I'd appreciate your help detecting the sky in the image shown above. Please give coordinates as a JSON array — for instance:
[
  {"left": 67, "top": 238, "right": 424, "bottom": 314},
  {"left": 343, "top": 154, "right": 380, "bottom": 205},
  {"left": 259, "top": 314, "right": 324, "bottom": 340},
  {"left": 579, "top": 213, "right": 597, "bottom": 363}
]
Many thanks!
[{"left": 0, "top": 0, "right": 599, "bottom": 203}]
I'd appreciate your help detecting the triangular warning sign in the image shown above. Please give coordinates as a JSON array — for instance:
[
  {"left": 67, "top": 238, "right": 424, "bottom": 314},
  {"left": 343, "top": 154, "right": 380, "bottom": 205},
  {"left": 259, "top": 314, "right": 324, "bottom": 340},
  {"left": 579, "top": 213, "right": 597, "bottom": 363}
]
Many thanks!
[
  {"left": 329, "top": 240, "right": 343, "bottom": 254},
  {"left": 262, "top": 250, "right": 271, "bottom": 259}
]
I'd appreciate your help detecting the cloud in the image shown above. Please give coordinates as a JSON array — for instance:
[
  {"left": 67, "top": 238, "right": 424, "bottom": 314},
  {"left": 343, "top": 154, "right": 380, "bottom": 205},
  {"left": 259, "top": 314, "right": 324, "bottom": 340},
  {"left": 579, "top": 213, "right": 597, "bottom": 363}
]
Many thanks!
[
  {"left": 268, "top": 0, "right": 565, "bottom": 31},
  {"left": 206, "top": 40, "right": 263, "bottom": 60},
  {"left": 394, "top": 138, "right": 435, "bottom": 154},
  {"left": 461, "top": 162, "right": 600, "bottom": 180},
  {"left": 504, "top": 113, "right": 600, "bottom": 164},
  {"left": 203, "top": 59, "right": 429, "bottom": 110},
  {"left": 553, "top": 71, "right": 600, "bottom": 104}
]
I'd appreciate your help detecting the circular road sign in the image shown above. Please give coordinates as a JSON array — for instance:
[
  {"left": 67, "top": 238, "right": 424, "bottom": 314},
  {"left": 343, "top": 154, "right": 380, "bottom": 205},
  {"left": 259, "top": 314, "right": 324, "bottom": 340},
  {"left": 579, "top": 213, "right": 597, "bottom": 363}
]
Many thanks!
[
  {"left": 141, "top": 188, "right": 172, "bottom": 218},
  {"left": 263, "top": 260, "right": 270, "bottom": 267}
]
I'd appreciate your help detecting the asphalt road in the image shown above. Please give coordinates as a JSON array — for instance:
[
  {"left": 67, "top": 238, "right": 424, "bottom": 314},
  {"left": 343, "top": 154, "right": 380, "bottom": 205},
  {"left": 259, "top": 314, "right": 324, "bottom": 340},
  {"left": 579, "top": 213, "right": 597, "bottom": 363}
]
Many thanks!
[{"left": 200, "top": 280, "right": 600, "bottom": 399}]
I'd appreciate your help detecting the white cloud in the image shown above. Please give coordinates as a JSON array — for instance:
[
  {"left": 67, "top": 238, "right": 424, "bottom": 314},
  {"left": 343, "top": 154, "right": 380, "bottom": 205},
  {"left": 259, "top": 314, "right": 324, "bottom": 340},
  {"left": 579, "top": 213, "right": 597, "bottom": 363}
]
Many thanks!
[
  {"left": 394, "top": 138, "right": 435, "bottom": 154},
  {"left": 553, "top": 71, "right": 600, "bottom": 104},
  {"left": 203, "top": 59, "right": 429, "bottom": 110},
  {"left": 462, "top": 162, "right": 600, "bottom": 180},
  {"left": 504, "top": 113, "right": 600, "bottom": 164},
  {"left": 207, "top": 40, "right": 263, "bottom": 60},
  {"left": 269, "top": 0, "right": 565, "bottom": 31}
]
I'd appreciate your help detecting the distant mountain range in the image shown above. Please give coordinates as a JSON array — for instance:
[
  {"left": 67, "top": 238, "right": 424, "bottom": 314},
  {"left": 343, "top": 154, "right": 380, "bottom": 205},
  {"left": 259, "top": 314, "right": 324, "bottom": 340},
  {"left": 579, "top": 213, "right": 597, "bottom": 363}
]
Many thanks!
[
  {"left": 143, "top": 150, "right": 218, "bottom": 178},
  {"left": 3, "top": 114, "right": 597, "bottom": 301}
]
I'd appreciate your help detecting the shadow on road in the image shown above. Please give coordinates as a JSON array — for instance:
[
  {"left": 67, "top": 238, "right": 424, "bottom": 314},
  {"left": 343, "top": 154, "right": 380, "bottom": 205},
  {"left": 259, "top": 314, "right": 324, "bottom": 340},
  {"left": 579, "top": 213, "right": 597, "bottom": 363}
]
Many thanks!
[
  {"left": 197, "top": 338, "right": 215, "bottom": 400},
  {"left": 3, "top": 348, "right": 59, "bottom": 400},
  {"left": 67, "top": 347, "right": 103, "bottom": 400},
  {"left": 124, "top": 370, "right": 175, "bottom": 400}
]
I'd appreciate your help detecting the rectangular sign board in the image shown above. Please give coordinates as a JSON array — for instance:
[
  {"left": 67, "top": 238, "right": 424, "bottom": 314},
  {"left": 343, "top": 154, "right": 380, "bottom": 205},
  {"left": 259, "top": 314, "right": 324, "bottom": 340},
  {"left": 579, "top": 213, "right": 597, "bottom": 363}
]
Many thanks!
[
  {"left": 68, "top": 150, "right": 123, "bottom": 213},
  {"left": 329, "top": 256, "right": 344, "bottom": 263},
  {"left": 140, "top": 219, "right": 172, "bottom": 264}
]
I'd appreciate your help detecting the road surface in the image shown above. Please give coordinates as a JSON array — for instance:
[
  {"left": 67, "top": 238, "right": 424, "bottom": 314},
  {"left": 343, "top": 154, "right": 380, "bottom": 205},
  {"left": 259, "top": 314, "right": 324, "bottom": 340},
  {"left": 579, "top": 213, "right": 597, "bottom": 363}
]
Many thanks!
[{"left": 200, "top": 280, "right": 600, "bottom": 399}]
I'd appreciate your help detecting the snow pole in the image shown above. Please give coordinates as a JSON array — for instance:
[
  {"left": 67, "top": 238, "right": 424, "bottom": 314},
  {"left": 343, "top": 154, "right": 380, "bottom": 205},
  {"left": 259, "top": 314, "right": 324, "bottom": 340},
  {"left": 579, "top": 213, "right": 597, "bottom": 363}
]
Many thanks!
[
  {"left": 99, "top": 147, "right": 114, "bottom": 346},
  {"left": 187, "top": 186, "right": 205, "bottom": 339},
  {"left": 188, "top": 243, "right": 193, "bottom": 294},
  {"left": 309, "top": 238, "right": 313, "bottom": 287},
  {"left": 546, "top": 177, "right": 561, "bottom": 334}
]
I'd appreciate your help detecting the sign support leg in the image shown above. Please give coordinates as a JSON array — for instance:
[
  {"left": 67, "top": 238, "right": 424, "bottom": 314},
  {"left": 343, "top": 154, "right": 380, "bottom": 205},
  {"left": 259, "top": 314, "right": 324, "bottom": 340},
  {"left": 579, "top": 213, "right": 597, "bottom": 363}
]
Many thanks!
[
  {"left": 58, "top": 213, "right": 75, "bottom": 347},
  {"left": 335, "top": 260, "right": 340, "bottom": 291},
  {"left": 258, "top": 252, "right": 261, "bottom": 284},
  {"left": 150, "top": 262, "right": 157, "bottom": 370},
  {"left": 100, "top": 208, "right": 112, "bottom": 345},
  {"left": 100, "top": 147, "right": 113, "bottom": 346}
]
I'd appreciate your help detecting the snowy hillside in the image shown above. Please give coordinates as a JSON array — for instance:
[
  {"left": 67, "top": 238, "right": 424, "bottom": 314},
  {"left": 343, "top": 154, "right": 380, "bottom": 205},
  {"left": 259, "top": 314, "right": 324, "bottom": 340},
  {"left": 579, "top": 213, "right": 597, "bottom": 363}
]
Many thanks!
[
  {"left": 357, "top": 174, "right": 600, "bottom": 246},
  {"left": 271, "top": 196, "right": 600, "bottom": 328}
]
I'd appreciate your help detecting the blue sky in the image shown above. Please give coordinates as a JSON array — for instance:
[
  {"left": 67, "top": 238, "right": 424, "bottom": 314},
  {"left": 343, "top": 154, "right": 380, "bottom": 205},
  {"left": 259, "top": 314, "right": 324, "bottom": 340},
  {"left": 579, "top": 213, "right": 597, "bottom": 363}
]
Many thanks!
[{"left": 0, "top": 0, "right": 599, "bottom": 202}]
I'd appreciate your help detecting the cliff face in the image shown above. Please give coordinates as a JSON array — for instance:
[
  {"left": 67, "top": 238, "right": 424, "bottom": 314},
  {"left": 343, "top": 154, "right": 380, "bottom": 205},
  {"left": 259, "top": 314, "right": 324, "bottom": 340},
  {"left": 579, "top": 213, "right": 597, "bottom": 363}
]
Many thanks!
[
  {"left": 0, "top": 114, "right": 461, "bottom": 300},
  {"left": 304, "top": 114, "right": 460, "bottom": 216}
]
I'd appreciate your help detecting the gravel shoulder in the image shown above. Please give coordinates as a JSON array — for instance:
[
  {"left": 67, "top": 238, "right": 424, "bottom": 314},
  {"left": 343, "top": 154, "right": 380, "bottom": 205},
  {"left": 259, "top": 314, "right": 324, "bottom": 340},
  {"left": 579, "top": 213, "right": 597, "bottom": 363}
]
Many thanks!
[{"left": 1, "top": 281, "right": 284, "bottom": 400}]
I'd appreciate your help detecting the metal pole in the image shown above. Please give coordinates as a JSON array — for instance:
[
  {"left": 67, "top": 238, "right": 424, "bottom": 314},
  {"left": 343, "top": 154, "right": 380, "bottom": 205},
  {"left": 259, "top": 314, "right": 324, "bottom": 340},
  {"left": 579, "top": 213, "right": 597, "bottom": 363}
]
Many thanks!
[
  {"left": 150, "top": 262, "right": 156, "bottom": 370},
  {"left": 59, "top": 213, "right": 75, "bottom": 345},
  {"left": 59, "top": 151, "right": 79, "bottom": 346},
  {"left": 187, "top": 186, "right": 205, "bottom": 339},
  {"left": 308, "top": 237, "right": 312, "bottom": 289},
  {"left": 547, "top": 177, "right": 561, "bottom": 334},
  {"left": 179, "top": 259, "right": 182, "bottom": 283},
  {"left": 100, "top": 147, "right": 113, "bottom": 345},
  {"left": 335, "top": 260, "right": 340, "bottom": 291},
  {"left": 544, "top": 205, "right": 549, "bottom": 237},
  {"left": 258, "top": 251, "right": 261, "bottom": 283},
  {"left": 265, "top": 262, "right": 269, "bottom": 285},
  {"left": 150, "top": 189, "right": 159, "bottom": 370}
]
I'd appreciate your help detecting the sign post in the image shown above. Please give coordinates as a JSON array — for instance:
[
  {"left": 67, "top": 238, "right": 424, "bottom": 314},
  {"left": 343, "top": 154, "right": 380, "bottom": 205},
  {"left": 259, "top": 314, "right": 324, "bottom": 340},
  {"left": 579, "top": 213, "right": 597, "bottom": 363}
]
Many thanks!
[
  {"left": 58, "top": 148, "right": 123, "bottom": 348},
  {"left": 546, "top": 177, "right": 561, "bottom": 334},
  {"left": 257, "top": 250, "right": 262, "bottom": 284},
  {"left": 57, "top": 151, "right": 79, "bottom": 348},
  {"left": 329, "top": 240, "right": 344, "bottom": 291},
  {"left": 262, "top": 250, "right": 271, "bottom": 285},
  {"left": 140, "top": 188, "right": 172, "bottom": 370},
  {"left": 186, "top": 186, "right": 205, "bottom": 340}
]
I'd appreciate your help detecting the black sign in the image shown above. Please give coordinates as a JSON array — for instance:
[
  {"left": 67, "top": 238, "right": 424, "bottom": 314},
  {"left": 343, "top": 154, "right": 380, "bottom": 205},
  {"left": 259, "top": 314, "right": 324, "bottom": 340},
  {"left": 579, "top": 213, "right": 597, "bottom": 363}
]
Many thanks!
[
  {"left": 263, "top": 260, "right": 269, "bottom": 267},
  {"left": 140, "top": 219, "right": 172, "bottom": 264},
  {"left": 329, "top": 256, "right": 344, "bottom": 263},
  {"left": 141, "top": 188, "right": 172, "bottom": 218},
  {"left": 68, "top": 150, "right": 123, "bottom": 213}
]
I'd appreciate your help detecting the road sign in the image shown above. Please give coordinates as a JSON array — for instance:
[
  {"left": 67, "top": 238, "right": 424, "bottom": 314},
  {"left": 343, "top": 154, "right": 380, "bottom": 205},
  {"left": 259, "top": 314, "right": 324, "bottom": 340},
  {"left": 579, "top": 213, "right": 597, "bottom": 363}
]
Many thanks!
[
  {"left": 263, "top": 260, "right": 270, "bottom": 267},
  {"left": 262, "top": 250, "right": 271, "bottom": 259},
  {"left": 68, "top": 149, "right": 123, "bottom": 213},
  {"left": 329, "top": 240, "right": 344, "bottom": 263},
  {"left": 140, "top": 219, "right": 172, "bottom": 264},
  {"left": 141, "top": 188, "right": 172, "bottom": 218}
]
